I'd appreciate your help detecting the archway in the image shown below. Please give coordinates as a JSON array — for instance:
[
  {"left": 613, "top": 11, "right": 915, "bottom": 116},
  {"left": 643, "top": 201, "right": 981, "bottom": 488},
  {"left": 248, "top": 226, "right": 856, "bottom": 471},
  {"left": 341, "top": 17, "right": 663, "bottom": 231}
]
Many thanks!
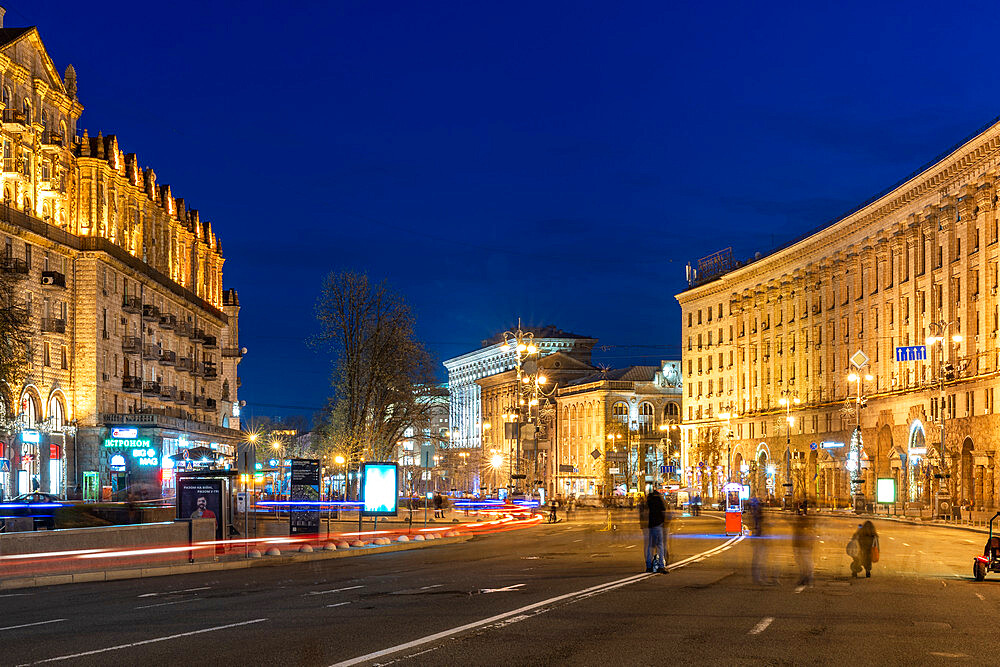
[
  {"left": 732, "top": 452, "right": 744, "bottom": 485},
  {"left": 754, "top": 448, "right": 769, "bottom": 500},
  {"left": 875, "top": 425, "right": 893, "bottom": 478},
  {"left": 961, "top": 438, "right": 974, "bottom": 507},
  {"left": 908, "top": 420, "right": 927, "bottom": 503}
]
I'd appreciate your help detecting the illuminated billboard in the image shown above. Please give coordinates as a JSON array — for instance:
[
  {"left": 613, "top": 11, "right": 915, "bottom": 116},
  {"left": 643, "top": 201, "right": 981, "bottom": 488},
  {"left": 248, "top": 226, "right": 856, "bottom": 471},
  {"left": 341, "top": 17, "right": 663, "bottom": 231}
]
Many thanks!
[
  {"left": 876, "top": 478, "right": 896, "bottom": 504},
  {"left": 361, "top": 462, "right": 398, "bottom": 516}
]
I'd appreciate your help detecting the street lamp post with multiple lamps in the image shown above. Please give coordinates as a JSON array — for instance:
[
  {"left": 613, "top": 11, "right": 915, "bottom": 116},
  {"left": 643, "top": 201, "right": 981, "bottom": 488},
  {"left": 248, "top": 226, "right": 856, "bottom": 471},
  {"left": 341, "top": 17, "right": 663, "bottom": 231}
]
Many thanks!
[
  {"left": 846, "top": 371, "right": 873, "bottom": 511},
  {"left": 926, "top": 320, "right": 962, "bottom": 517},
  {"left": 777, "top": 393, "right": 799, "bottom": 504}
]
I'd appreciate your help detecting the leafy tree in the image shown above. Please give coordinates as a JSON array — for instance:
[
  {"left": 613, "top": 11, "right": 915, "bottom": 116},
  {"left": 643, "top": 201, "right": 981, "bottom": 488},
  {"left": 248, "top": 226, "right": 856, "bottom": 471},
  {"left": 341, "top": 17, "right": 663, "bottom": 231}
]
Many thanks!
[
  {"left": 312, "top": 272, "right": 435, "bottom": 467},
  {"left": 0, "top": 266, "right": 30, "bottom": 420}
]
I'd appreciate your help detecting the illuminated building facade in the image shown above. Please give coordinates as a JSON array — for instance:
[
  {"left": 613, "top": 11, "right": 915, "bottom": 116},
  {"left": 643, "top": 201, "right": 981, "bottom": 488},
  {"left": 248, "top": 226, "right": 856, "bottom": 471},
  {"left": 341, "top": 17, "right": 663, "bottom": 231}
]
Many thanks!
[
  {"left": 554, "top": 362, "right": 683, "bottom": 498},
  {"left": 0, "top": 15, "right": 243, "bottom": 499},
  {"left": 677, "top": 116, "right": 1000, "bottom": 512}
]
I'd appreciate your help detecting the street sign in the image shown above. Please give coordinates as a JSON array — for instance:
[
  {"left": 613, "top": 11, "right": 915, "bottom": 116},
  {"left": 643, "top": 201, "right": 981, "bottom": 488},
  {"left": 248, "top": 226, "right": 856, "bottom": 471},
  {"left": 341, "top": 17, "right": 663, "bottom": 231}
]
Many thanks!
[
  {"left": 850, "top": 349, "right": 869, "bottom": 369},
  {"left": 608, "top": 467, "right": 620, "bottom": 474},
  {"left": 895, "top": 345, "right": 927, "bottom": 361},
  {"left": 809, "top": 442, "right": 818, "bottom": 451},
  {"left": 558, "top": 464, "right": 576, "bottom": 473},
  {"left": 591, "top": 449, "right": 602, "bottom": 460},
  {"left": 820, "top": 441, "right": 845, "bottom": 449},
  {"left": 0, "top": 458, "right": 8, "bottom": 472}
]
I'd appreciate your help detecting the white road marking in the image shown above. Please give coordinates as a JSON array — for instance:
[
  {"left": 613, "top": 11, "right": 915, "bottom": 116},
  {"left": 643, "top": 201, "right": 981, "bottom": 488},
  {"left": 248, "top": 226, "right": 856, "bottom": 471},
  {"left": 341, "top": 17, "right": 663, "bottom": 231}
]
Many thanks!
[
  {"left": 903, "top": 543, "right": 910, "bottom": 547},
  {"left": 748, "top": 617, "right": 774, "bottom": 635},
  {"left": 573, "top": 539, "right": 583, "bottom": 542},
  {"left": 625, "top": 545, "right": 637, "bottom": 549},
  {"left": 326, "top": 602, "right": 352, "bottom": 608},
  {"left": 794, "top": 585, "right": 806, "bottom": 594},
  {"left": 929, "top": 652, "right": 970, "bottom": 659},
  {"left": 137, "top": 586, "right": 210, "bottom": 598},
  {"left": 0, "top": 593, "right": 31, "bottom": 598},
  {"left": 307, "top": 585, "right": 364, "bottom": 596},
  {"left": 964, "top": 539, "right": 975, "bottom": 544},
  {"left": 26, "top": 618, "right": 268, "bottom": 664},
  {"left": 332, "top": 531, "right": 746, "bottom": 667},
  {"left": 888, "top": 537, "right": 895, "bottom": 540},
  {"left": 976, "top": 593, "right": 985, "bottom": 601},
  {"left": 419, "top": 585, "right": 442, "bottom": 590},
  {"left": 480, "top": 584, "right": 525, "bottom": 594},
  {"left": 0, "top": 619, "right": 66, "bottom": 632},
  {"left": 135, "top": 598, "right": 198, "bottom": 610}
]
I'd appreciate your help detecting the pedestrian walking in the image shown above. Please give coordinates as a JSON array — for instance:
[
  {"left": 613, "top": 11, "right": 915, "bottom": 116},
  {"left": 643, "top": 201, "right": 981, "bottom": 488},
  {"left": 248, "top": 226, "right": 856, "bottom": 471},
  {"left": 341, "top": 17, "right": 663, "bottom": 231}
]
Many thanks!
[
  {"left": 848, "top": 520, "right": 879, "bottom": 578},
  {"left": 433, "top": 492, "right": 443, "bottom": 518},
  {"left": 792, "top": 511, "right": 815, "bottom": 586},
  {"left": 750, "top": 497, "right": 775, "bottom": 584},
  {"left": 644, "top": 487, "right": 669, "bottom": 573}
]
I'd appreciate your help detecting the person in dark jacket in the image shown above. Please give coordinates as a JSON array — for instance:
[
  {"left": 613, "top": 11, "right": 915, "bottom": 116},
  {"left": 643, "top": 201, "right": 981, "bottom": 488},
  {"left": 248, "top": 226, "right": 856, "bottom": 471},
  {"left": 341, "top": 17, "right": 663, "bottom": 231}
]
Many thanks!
[
  {"left": 850, "top": 520, "right": 879, "bottom": 578},
  {"left": 644, "top": 488, "right": 669, "bottom": 573}
]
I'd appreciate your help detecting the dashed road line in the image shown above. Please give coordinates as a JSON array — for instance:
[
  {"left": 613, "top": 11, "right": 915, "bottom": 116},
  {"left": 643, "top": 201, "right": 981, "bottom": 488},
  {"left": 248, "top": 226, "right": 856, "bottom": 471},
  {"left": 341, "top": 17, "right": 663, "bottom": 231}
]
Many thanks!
[
  {"left": 326, "top": 602, "right": 352, "bottom": 608},
  {"left": 794, "top": 585, "right": 806, "bottom": 594},
  {"left": 976, "top": 593, "right": 985, "bottom": 601},
  {"left": 0, "top": 619, "right": 66, "bottom": 632},
  {"left": 137, "top": 586, "right": 210, "bottom": 598},
  {"left": 135, "top": 598, "right": 198, "bottom": 610},
  {"left": 748, "top": 617, "right": 774, "bottom": 635},
  {"left": 307, "top": 585, "right": 364, "bottom": 597}
]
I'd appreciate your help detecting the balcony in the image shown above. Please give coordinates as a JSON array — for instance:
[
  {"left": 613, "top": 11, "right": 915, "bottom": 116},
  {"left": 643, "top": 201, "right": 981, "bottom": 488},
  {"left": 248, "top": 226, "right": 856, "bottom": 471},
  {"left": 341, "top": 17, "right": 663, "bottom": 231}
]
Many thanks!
[
  {"left": 159, "top": 385, "right": 176, "bottom": 401},
  {"left": 175, "top": 321, "right": 192, "bottom": 338},
  {"left": 190, "top": 328, "right": 205, "bottom": 343},
  {"left": 142, "top": 345, "right": 159, "bottom": 361},
  {"left": 221, "top": 346, "right": 243, "bottom": 358},
  {"left": 193, "top": 395, "right": 206, "bottom": 409},
  {"left": 40, "top": 131, "right": 64, "bottom": 152},
  {"left": 1, "top": 109, "right": 27, "bottom": 132},
  {"left": 142, "top": 380, "right": 161, "bottom": 394},
  {"left": 122, "top": 376, "right": 142, "bottom": 393},
  {"left": 176, "top": 390, "right": 190, "bottom": 405},
  {"left": 203, "top": 362, "right": 218, "bottom": 380},
  {"left": 177, "top": 356, "right": 194, "bottom": 373},
  {"left": 142, "top": 304, "right": 160, "bottom": 322},
  {"left": 190, "top": 361, "right": 204, "bottom": 378},
  {"left": 205, "top": 398, "right": 218, "bottom": 411},
  {"left": 159, "top": 350, "right": 177, "bottom": 366},
  {"left": 40, "top": 318, "right": 65, "bottom": 334},
  {"left": 159, "top": 313, "right": 176, "bottom": 330},
  {"left": 202, "top": 335, "right": 217, "bottom": 349},
  {"left": 122, "top": 296, "right": 142, "bottom": 314},
  {"left": 0, "top": 256, "right": 29, "bottom": 278},
  {"left": 122, "top": 337, "right": 142, "bottom": 355},
  {"left": 40, "top": 270, "right": 66, "bottom": 288}
]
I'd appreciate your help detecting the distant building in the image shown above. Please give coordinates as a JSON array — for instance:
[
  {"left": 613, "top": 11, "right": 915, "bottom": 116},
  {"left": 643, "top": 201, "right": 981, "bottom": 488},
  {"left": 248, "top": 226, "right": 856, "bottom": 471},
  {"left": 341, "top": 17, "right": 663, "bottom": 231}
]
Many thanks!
[
  {"left": 395, "top": 385, "right": 449, "bottom": 493},
  {"left": 0, "top": 16, "right": 242, "bottom": 500},
  {"left": 554, "top": 362, "right": 682, "bottom": 497}
]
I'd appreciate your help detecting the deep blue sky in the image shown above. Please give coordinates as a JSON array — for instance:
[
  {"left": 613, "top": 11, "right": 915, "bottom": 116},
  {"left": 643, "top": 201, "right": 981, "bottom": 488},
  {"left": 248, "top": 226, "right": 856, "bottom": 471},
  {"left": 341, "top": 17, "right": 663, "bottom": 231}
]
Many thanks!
[{"left": 20, "top": 1, "right": 1000, "bottom": 423}]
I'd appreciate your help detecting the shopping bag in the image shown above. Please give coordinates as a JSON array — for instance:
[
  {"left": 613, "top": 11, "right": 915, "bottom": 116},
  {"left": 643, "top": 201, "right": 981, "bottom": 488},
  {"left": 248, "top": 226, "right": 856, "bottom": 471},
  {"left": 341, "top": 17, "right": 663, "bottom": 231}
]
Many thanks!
[
  {"left": 871, "top": 536, "right": 880, "bottom": 563},
  {"left": 846, "top": 536, "right": 859, "bottom": 558}
]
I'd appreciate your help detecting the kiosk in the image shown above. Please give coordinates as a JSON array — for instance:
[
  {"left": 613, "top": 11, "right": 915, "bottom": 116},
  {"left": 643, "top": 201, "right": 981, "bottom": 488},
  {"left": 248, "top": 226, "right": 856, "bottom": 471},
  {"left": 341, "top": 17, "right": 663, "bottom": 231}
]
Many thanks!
[{"left": 723, "top": 482, "right": 744, "bottom": 535}]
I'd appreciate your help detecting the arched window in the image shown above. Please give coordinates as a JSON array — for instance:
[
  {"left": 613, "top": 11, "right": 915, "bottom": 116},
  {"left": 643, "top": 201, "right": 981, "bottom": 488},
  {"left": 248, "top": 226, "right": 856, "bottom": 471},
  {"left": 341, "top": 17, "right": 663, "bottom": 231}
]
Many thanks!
[
  {"left": 21, "top": 99, "right": 30, "bottom": 124},
  {"left": 1, "top": 87, "right": 8, "bottom": 108},
  {"left": 664, "top": 402, "right": 680, "bottom": 418},
  {"left": 612, "top": 401, "right": 629, "bottom": 424},
  {"left": 637, "top": 402, "right": 654, "bottom": 434},
  {"left": 21, "top": 391, "right": 39, "bottom": 428},
  {"left": 48, "top": 394, "right": 66, "bottom": 430}
]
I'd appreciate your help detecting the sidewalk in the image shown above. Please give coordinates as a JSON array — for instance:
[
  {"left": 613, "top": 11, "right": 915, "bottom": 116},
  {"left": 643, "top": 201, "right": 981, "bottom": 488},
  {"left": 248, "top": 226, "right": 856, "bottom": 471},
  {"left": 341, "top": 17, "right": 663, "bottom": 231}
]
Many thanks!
[{"left": 766, "top": 506, "right": 997, "bottom": 536}]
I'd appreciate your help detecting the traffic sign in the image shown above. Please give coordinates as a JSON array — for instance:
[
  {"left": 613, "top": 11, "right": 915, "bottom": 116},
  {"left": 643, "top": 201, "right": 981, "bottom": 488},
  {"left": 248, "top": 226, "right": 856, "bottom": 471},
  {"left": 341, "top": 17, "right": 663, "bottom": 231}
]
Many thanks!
[
  {"left": 0, "top": 458, "right": 8, "bottom": 472},
  {"left": 850, "top": 349, "right": 869, "bottom": 369},
  {"left": 895, "top": 345, "right": 927, "bottom": 361},
  {"left": 809, "top": 442, "right": 818, "bottom": 451}
]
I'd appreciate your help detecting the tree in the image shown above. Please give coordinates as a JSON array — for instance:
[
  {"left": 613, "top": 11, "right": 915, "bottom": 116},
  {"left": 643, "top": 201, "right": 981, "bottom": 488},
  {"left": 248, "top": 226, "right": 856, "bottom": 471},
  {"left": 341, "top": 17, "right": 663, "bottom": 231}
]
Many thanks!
[
  {"left": 0, "top": 266, "right": 31, "bottom": 420},
  {"left": 312, "top": 272, "right": 436, "bottom": 467}
]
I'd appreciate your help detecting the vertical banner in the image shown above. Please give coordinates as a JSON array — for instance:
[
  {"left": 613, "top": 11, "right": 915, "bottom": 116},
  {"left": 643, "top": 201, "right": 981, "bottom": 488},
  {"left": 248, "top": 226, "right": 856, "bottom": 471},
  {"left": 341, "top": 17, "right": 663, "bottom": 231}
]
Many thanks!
[
  {"left": 290, "top": 458, "right": 321, "bottom": 534},
  {"left": 177, "top": 478, "right": 224, "bottom": 539},
  {"left": 361, "top": 462, "right": 399, "bottom": 516}
]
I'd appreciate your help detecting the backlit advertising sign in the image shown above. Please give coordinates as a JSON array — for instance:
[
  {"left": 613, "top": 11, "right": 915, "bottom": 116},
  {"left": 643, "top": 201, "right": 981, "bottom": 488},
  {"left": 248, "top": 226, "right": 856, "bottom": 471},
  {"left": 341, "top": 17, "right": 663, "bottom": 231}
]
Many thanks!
[
  {"left": 361, "top": 462, "right": 398, "bottom": 516},
  {"left": 876, "top": 477, "right": 896, "bottom": 504}
]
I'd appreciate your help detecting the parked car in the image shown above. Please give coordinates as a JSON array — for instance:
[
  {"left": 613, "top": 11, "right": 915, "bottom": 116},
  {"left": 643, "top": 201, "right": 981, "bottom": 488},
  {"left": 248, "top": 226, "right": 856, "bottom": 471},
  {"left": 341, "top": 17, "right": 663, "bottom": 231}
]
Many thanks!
[{"left": 0, "top": 493, "right": 62, "bottom": 530}]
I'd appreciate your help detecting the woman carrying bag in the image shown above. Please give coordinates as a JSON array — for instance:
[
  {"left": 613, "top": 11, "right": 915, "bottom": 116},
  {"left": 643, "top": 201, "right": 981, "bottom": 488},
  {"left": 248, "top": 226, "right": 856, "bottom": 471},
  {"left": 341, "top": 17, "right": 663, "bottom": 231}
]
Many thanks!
[{"left": 848, "top": 520, "right": 879, "bottom": 578}]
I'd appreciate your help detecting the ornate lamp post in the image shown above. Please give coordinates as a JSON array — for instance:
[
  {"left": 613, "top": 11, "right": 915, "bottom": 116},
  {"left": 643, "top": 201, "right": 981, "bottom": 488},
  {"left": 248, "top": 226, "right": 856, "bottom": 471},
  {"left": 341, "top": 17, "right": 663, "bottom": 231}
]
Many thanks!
[
  {"left": 718, "top": 404, "right": 737, "bottom": 484},
  {"left": 846, "top": 371, "right": 872, "bottom": 512},
  {"left": 777, "top": 393, "right": 799, "bottom": 505},
  {"left": 926, "top": 321, "right": 962, "bottom": 517}
]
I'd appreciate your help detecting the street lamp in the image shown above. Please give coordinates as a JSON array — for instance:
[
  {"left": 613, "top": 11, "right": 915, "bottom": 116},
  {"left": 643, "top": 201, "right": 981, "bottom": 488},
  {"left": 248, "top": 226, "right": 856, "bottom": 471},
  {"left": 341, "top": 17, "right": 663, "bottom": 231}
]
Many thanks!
[
  {"left": 926, "top": 321, "right": 962, "bottom": 516},
  {"left": 657, "top": 420, "right": 680, "bottom": 483},
  {"left": 717, "top": 405, "right": 737, "bottom": 484},
  {"left": 846, "top": 372, "right": 873, "bottom": 511},
  {"left": 777, "top": 393, "right": 799, "bottom": 504}
]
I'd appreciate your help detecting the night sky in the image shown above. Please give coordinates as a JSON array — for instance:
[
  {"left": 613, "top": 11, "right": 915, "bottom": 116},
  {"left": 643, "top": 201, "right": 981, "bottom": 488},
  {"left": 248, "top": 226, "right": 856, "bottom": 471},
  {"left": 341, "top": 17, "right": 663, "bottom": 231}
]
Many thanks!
[{"left": 21, "top": 1, "right": 1000, "bottom": 423}]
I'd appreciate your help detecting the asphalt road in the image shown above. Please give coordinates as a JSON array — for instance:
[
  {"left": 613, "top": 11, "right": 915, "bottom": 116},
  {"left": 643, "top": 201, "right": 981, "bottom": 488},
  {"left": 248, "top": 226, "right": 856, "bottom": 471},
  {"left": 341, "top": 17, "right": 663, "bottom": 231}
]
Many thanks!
[{"left": 1, "top": 511, "right": 996, "bottom": 665}]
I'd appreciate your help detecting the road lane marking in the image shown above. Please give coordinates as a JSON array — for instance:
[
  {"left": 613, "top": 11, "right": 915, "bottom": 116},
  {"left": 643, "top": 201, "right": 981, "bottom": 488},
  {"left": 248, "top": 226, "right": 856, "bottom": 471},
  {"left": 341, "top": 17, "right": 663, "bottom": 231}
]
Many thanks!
[
  {"left": 135, "top": 599, "right": 198, "bottom": 610},
  {"left": 748, "top": 617, "right": 773, "bottom": 635},
  {"left": 964, "top": 539, "right": 975, "bottom": 544},
  {"left": 327, "top": 602, "right": 352, "bottom": 608},
  {"left": 976, "top": 593, "right": 985, "bottom": 601},
  {"left": 307, "top": 585, "right": 364, "bottom": 596},
  {"left": 419, "top": 585, "right": 442, "bottom": 590},
  {"left": 137, "top": 587, "right": 210, "bottom": 598},
  {"left": 794, "top": 585, "right": 806, "bottom": 594},
  {"left": 0, "top": 619, "right": 66, "bottom": 632},
  {"left": 480, "top": 584, "right": 525, "bottom": 594},
  {"left": 573, "top": 539, "right": 583, "bottom": 542},
  {"left": 26, "top": 618, "right": 268, "bottom": 664},
  {"left": 332, "top": 531, "right": 745, "bottom": 667},
  {"left": 625, "top": 545, "right": 637, "bottom": 549},
  {"left": 0, "top": 594, "right": 31, "bottom": 598},
  {"left": 903, "top": 543, "right": 910, "bottom": 547},
  {"left": 888, "top": 537, "right": 895, "bottom": 540}
]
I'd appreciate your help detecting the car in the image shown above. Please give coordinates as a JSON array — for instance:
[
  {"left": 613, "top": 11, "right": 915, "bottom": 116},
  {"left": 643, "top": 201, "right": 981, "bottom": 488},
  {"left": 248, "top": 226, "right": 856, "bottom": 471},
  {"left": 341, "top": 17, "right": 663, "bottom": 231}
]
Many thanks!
[{"left": 0, "top": 493, "right": 63, "bottom": 531}]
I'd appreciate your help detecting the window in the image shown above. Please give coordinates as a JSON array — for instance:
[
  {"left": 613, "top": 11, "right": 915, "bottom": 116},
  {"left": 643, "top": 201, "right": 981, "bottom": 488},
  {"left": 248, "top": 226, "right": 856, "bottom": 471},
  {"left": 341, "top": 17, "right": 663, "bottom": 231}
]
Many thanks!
[
  {"left": 43, "top": 341, "right": 51, "bottom": 367},
  {"left": 61, "top": 346, "right": 68, "bottom": 370},
  {"left": 637, "top": 403, "right": 654, "bottom": 434},
  {"left": 612, "top": 401, "right": 629, "bottom": 424}
]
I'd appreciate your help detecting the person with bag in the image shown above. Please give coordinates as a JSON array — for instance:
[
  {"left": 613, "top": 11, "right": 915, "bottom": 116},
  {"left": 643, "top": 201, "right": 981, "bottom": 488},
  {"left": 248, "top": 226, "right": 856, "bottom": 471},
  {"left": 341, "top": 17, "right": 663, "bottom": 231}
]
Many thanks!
[{"left": 848, "top": 520, "right": 879, "bottom": 578}]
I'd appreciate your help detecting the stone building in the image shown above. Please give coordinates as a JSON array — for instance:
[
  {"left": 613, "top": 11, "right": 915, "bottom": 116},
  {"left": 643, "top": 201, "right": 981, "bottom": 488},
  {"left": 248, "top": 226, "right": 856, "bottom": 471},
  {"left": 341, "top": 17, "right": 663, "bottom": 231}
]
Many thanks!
[
  {"left": 443, "top": 325, "right": 597, "bottom": 494},
  {"left": 553, "top": 362, "right": 682, "bottom": 497},
  {"left": 0, "top": 16, "right": 242, "bottom": 499},
  {"left": 677, "top": 116, "right": 1000, "bottom": 513}
]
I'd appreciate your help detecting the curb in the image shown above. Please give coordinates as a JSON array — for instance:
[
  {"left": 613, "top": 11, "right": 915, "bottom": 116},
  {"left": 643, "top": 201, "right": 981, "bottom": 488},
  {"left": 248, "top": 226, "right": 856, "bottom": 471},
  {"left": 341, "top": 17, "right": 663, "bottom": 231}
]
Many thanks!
[{"left": 0, "top": 534, "right": 474, "bottom": 592}]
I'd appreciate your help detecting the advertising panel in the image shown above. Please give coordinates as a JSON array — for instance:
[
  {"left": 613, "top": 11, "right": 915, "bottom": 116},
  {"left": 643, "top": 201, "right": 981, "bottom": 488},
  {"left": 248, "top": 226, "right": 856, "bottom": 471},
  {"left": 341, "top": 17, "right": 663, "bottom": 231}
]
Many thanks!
[
  {"left": 177, "top": 477, "right": 224, "bottom": 539},
  {"left": 876, "top": 477, "right": 896, "bottom": 504},
  {"left": 290, "top": 458, "right": 321, "bottom": 534},
  {"left": 361, "top": 462, "right": 398, "bottom": 516}
]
